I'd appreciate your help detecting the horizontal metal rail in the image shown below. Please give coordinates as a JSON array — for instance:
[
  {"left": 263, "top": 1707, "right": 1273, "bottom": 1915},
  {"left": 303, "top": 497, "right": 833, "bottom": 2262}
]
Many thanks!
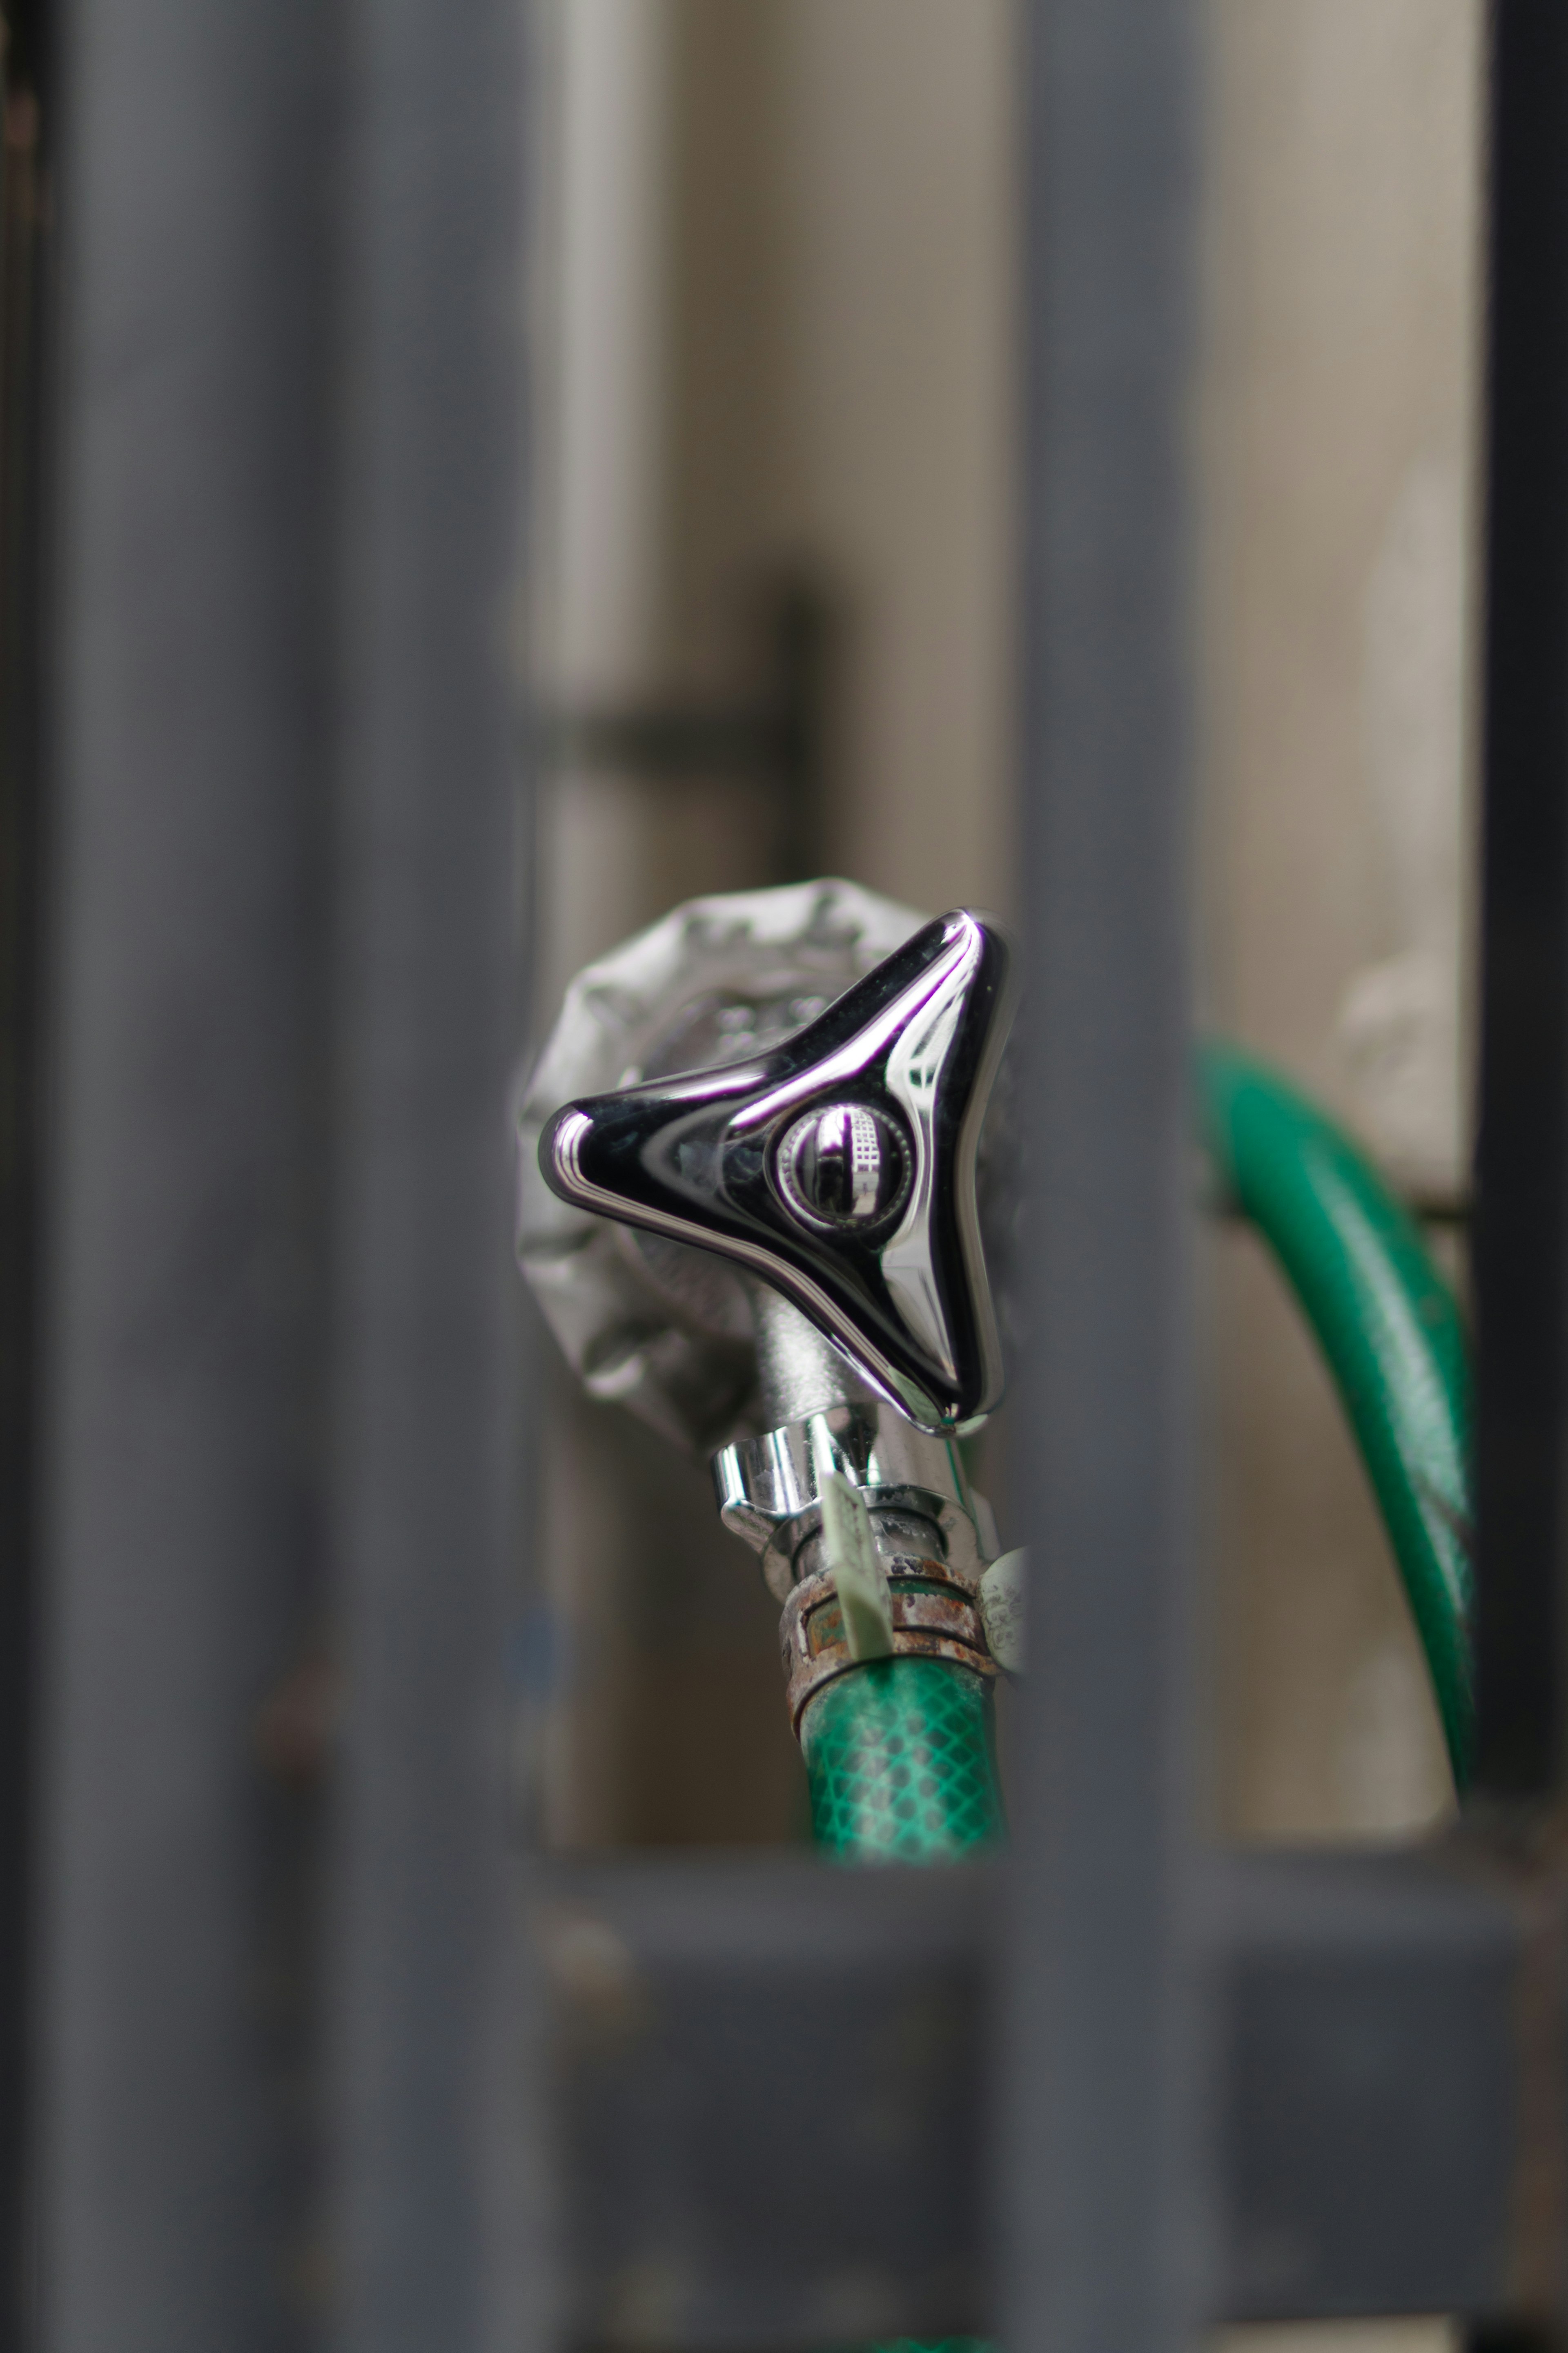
[{"left": 538, "top": 1842, "right": 1541, "bottom": 2346}]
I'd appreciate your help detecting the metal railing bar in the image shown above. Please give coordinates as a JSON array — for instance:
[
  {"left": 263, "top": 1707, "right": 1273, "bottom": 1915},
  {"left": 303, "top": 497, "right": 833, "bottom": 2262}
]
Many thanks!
[
  {"left": 1008, "top": 1, "right": 1208, "bottom": 2346},
  {"left": 1472, "top": 0, "right": 1568, "bottom": 1808},
  {"left": 533, "top": 1844, "right": 1526, "bottom": 2340},
  {"left": 0, "top": 41, "right": 49, "bottom": 2351},
  {"left": 325, "top": 1, "right": 533, "bottom": 2347},
  {"left": 38, "top": 0, "right": 341, "bottom": 2342}
]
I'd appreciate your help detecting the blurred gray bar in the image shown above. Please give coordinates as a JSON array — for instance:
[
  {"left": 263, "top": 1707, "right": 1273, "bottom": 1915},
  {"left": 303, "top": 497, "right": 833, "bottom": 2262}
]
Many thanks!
[
  {"left": 41, "top": 1, "right": 341, "bottom": 2347},
  {"left": 328, "top": 2, "right": 529, "bottom": 2349},
  {"left": 1009, "top": 3, "right": 1206, "bottom": 2351},
  {"left": 546, "top": 1855, "right": 994, "bottom": 2348},
  {"left": 539, "top": 1845, "right": 1523, "bottom": 2341}
]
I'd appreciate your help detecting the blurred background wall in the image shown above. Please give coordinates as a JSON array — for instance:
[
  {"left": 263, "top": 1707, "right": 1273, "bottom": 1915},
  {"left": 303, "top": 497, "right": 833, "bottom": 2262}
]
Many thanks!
[
  {"left": 525, "top": 0, "right": 1482, "bottom": 1955},
  {"left": 1204, "top": 0, "right": 1481, "bottom": 1847}
]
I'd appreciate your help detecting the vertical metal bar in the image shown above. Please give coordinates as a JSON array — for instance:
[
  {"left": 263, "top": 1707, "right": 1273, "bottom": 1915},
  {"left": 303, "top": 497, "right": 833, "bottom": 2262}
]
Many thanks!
[
  {"left": 1007, "top": 4, "right": 1205, "bottom": 2351},
  {"left": 0, "top": 36, "right": 48, "bottom": 2346},
  {"left": 40, "top": 0, "right": 340, "bottom": 2345},
  {"left": 328, "top": 1, "right": 530, "bottom": 2347},
  {"left": 1472, "top": 0, "right": 1568, "bottom": 1804},
  {"left": 1469, "top": 16, "right": 1568, "bottom": 2334}
]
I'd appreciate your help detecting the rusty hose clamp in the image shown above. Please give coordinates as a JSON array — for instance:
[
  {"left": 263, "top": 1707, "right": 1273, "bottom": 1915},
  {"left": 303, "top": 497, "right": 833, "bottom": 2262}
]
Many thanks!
[{"left": 778, "top": 1554, "right": 997, "bottom": 1736}]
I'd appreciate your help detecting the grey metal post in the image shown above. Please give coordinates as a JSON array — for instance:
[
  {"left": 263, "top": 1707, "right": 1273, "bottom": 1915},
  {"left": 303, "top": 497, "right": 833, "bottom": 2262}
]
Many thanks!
[
  {"left": 327, "top": 1, "right": 530, "bottom": 2348},
  {"left": 1468, "top": 11, "right": 1568, "bottom": 2340},
  {"left": 1007, "top": 4, "right": 1207, "bottom": 2350},
  {"left": 1472, "top": 0, "right": 1568, "bottom": 1807},
  {"left": 40, "top": 0, "right": 342, "bottom": 2346}
]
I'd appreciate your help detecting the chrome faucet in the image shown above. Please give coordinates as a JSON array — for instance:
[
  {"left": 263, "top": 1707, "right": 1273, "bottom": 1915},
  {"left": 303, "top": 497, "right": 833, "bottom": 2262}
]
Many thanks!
[{"left": 517, "top": 880, "right": 1021, "bottom": 1836}]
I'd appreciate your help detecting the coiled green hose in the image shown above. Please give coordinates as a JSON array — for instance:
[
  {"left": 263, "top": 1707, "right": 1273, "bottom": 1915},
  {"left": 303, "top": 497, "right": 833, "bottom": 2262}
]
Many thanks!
[{"left": 1197, "top": 1043, "right": 1474, "bottom": 1786}]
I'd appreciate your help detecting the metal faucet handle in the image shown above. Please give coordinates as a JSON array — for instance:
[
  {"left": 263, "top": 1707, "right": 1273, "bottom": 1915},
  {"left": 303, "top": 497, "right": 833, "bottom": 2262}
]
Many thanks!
[{"left": 539, "top": 909, "right": 1016, "bottom": 1433}]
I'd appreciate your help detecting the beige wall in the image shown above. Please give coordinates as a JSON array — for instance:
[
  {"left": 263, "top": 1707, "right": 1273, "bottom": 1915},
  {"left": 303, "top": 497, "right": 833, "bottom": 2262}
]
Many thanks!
[{"left": 661, "top": 0, "right": 1017, "bottom": 916}]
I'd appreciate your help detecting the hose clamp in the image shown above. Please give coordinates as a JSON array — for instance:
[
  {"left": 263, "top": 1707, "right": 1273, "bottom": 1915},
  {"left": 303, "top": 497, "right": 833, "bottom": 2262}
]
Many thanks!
[{"left": 779, "top": 1554, "right": 997, "bottom": 1735}]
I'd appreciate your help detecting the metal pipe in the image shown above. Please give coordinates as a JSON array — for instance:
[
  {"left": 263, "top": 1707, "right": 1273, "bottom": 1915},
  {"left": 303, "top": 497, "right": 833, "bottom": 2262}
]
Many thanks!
[
  {"left": 327, "top": 2, "right": 532, "bottom": 2347},
  {"left": 1472, "top": 0, "right": 1568, "bottom": 1806},
  {"left": 748, "top": 1282, "right": 876, "bottom": 1429},
  {"left": 1009, "top": 1, "right": 1207, "bottom": 2346},
  {"left": 39, "top": 0, "right": 341, "bottom": 2341}
]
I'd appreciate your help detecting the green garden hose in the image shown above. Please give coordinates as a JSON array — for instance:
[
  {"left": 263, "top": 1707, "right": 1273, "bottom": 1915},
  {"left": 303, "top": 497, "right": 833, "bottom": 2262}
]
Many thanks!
[
  {"left": 799, "top": 1654, "right": 1002, "bottom": 2350},
  {"left": 801, "top": 1655, "right": 1006, "bottom": 1862},
  {"left": 1197, "top": 1042, "right": 1474, "bottom": 1785}
]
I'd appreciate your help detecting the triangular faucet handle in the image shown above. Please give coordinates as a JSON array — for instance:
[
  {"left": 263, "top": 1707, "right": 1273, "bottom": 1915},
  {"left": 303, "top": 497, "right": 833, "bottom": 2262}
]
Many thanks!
[{"left": 540, "top": 909, "right": 1016, "bottom": 1432}]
